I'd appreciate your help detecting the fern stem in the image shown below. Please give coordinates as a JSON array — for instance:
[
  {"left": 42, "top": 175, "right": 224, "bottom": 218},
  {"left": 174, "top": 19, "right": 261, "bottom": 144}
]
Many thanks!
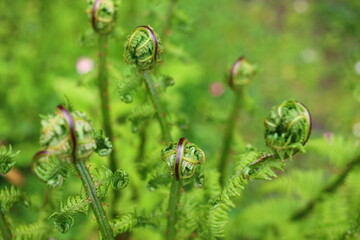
[
  {"left": 98, "top": 34, "right": 118, "bottom": 173},
  {"left": 166, "top": 179, "right": 181, "bottom": 240},
  {"left": 291, "top": 155, "right": 360, "bottom": 221},
  {"left": 75, "top": 159, "right": 114, "bottom": 239},
  {"left": 0, "top": 209, "right": 12, "bottom": 240},
  {"left": 143, "top": 70, "right": 172, "bottom": 143},
  {"left": 218, "top": 89, "right": 243, "bottom": 186},
  {"left": 142, "top": 71, "right": 181, "bottom": 240}
]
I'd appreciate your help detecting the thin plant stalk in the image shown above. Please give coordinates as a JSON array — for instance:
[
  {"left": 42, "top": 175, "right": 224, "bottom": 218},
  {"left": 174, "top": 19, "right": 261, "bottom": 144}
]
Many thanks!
[
  {"left": 143, "top": 70, "right": 172, "bottom": 143},
  {"left": 98, "top": 35, "right": 118, "bottom": 173},
  {"left": 162, "top": 0, "right": 178, "bottom": 40},
  {"left": 58, "top": 106, "right": 114, "bottom": 240},
  {"left": 142, "top": 71, "right": 181, "bottom": 240},
  {"left": 0, "top": 209, "right": 11, "bottom": 240},
  {"left": 75, "top": 159, "right": 114, "bottom": 239},
  {"left": 291, "top": 154, "right": 360, "bottom": 221},
  {"left": 218, "top": 89, "right": 243, "bottom": 186}
]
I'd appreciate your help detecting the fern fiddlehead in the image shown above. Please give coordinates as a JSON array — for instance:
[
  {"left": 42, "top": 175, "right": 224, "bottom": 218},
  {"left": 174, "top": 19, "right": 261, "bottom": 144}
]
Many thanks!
[
  {"left": 87, "top": 0, "right": 118, "bottom": 35},
  {"left": 207, "top": 100, "right": 312, "bottom": 238},
  {"left": 36, "top": 105, "right": 114, "bottom": 239},
  {"left": 161, "top": 138, "right": 206, "bottom": 240},
  {"left": 218, "top": 56, "right": 257, "bottom": 186},
  {"left": 161, "top": 137, "right": 206, "bottom": 181},
  {"left": 124, "top": 25, "right": 164, "bottom": 71}
]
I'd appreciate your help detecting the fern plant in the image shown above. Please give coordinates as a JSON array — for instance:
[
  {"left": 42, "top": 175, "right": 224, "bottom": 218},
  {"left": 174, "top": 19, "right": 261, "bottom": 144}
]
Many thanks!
[{"left": 32, "top": 105, "right": 129, "bottom": 239}]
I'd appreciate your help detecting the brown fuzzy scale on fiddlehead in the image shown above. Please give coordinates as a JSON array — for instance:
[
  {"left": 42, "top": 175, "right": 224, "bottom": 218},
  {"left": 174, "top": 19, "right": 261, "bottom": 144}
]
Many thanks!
[
  {"left": 39, "top": 108, "right": 96, "bottom": 162},
  {"left": 124, "top": 25, "right": 164, "bottom": 71},
  {"left": 161, "top": 137, "right": 206, "bottom": 181},
  {"left": 228, "top": 56, "right": 256, "bottom": 90},
  {"left": 264, "top": 99, "right": 312, "bottom": 159},
  {"left": 87, "top": 0, "right": 118, "bottom": 35}
]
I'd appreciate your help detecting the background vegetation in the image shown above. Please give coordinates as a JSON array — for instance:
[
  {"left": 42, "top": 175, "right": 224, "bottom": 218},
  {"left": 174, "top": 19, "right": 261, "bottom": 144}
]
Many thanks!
[{"left": 1, "top": 0, "right": 360, "bottom": 239}]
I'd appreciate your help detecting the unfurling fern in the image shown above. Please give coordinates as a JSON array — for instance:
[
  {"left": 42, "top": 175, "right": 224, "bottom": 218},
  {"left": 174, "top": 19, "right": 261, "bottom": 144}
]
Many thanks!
[
  {"left": 206, "top": 100, "right": 312, "bottom": 238},
  {"left": 93, "top": 129, "right": 113, "bottom": 157},
  {"left": 0, "top": 186, "right": 30, "bottom": 210},
  {"left": 0, "top": 145, "right": 19, "bottom": 174},
  {"left": 49, "top": 194, "right": 89, "bottom": 234},
  {"left": 32, "top": 151, "right": 71, "bottom": 188},
  {"left": 13, "top": 221, "right": 50, "bottom": 240},
  {"left": 124, "top": 25, "right": 164, "bottom": 71},
  {"left": 147, "top": 171, "right": 172, "bottom": 191}
]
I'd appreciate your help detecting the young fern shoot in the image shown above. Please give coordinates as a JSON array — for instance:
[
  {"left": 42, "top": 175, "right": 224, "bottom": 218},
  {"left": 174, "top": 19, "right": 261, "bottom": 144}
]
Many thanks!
[
  {"left": 207, "top": 99, "right": 312, "bottom": 238},
  {"left": 124, "top": 26, "right": 206, "bottom": 240},
  {"left": 161, "top": 138, "right": 206, "bottom": 240},
  {"left": 218, "top": 56, "right": 256, "bottom": 186},
  {"left": 34, "top": 105, "right": 117, "bottom": 239}
]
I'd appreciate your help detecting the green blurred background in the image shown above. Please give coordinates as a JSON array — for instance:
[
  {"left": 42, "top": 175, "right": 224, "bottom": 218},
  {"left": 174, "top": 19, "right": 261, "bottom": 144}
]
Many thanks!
[{"left": 1, "top": 0, "right": 360, "bottom": 239}]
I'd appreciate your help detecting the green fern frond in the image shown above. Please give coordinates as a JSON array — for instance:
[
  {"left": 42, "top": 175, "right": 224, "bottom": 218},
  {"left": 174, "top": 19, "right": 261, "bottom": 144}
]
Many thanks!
[
  {"left": 117, "top": 70, "right": 142, "bottom": 103},
  {"left": 49, "top": 194, "right": 89, "bottom": 233},
  {"left": 111, "top": 213, "right": 138, "bottom": 235},
  {"left": 91, "top": 167, "right": 129, "bottom": 198},
  {"left": 207, "top": 150, "right": 286, "bottom": 238},
  {"left": 111, "top": 169, "right": 129, "bottom": 190},
  {"left": 13, "top": 221, "right": 50, "bottom": 240},
  {"left": 93, "top": 129, "right": 113, "bottom": 157},
  {"left": 33, "top": 153, "right": 71, "bottom": 188},
  {"left": 0, "top": 186, "right": 30, "bottom": 210},
  {"left": 147, "top": 172, "right": 172, "bottom": 191},
  {"left": 0, "top": 145, "right": 19, "bottom": 174}
]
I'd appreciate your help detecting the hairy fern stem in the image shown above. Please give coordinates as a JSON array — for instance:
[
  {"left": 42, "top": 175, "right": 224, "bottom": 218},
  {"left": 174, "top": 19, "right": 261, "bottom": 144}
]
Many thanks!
[
  {"left": 291, "top": 154, "right": 360, "bottom": 221},
  {"left": 142, "top": 71, "right": 181, "bottom": 240},
  {"left": 143, "top": 71, "right": 171, "bottom": 143},
  {"left": 0, "top": 209, "right": 11, "bottom": 240},
  {"left": 58, "top": 106, "right": 114, "bottom": 239},
  {"left": 218, "top": 89, "right": 243, "bottom": 187},
  {"left": 75, "top": 160, "right": 114, "bottom": 239}
]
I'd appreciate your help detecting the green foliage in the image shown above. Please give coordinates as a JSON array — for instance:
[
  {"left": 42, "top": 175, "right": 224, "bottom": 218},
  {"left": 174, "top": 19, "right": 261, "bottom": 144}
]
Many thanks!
[
  {"left": 117, "top": 70, "right": 143, "bottom": 104},
  {"left": 0, "top": 186, "right": 30, "bottom": 210},
  {"left": 49, "top": 194, "right": 89, "bottom": 234},
  {"left": 111, "top": 213, "right": 138, "bottom": 235},
  {"left": 0, "top": 145, "right": 19, "bottom": 174},
  {"left": 13, "top": 222, "right": 50, "bottom": 240}
]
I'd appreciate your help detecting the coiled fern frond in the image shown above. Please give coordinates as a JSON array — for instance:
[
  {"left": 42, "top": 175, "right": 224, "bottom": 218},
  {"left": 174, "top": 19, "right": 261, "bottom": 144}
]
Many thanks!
[
  {"left": 49, "top": 194, "right": 89, "bottom": 234},
  {"left": 32, "top": 151, "right": 71, "bottom": 188},
  {"left": 13, "top": 221, "right": 50, "bottom": 240},
  {"left": 93, "top": 129, "right": 113, "bottom": 157},
  {"left": 264, "top": 99, "right": 311, "bottom": 159},
  {"left": 0, "top": 145, "right": 19, "bottom": 174},
  {"left": 86, "top": 0, "right": 118, "bottom": 34},
  {"left": 124, "top": 25, "right": 164, "bottom": 71},
  {"left": 0, "top": 186, "right": 30, "bottom": 210},
  {"left": 40, "top": 110, "right": 96, "bottom": 162},
  {"left": 91, "top": 167, "right": 129, "bottom": 198}
]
